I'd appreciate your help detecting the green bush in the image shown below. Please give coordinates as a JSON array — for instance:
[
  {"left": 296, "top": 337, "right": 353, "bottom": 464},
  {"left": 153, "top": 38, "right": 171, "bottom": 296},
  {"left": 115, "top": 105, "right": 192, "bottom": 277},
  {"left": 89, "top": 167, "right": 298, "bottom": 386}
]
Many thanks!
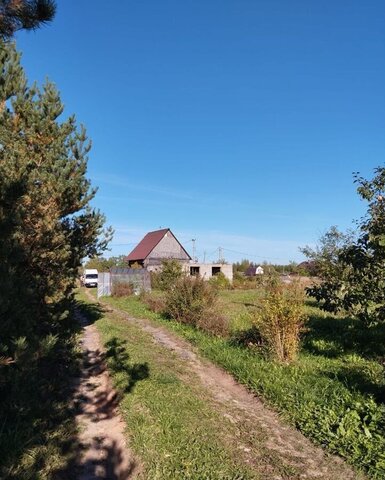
[
  {"left": 165, "top": 276, "right": 227, "bottom": 336},
  {"left": 153, "top": 259, "right": 183, "bottom": 291},
  {"left": 208, "top": 272, "right": 231, "bottom": 290},
  {"left": 141, "top": 292, "right": 167, "bottom": 314}
]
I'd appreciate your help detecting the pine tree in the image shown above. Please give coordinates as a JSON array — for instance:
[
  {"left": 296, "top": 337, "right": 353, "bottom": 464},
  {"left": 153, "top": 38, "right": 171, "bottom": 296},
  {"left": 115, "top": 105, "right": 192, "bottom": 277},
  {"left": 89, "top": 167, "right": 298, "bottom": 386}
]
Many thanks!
[
  {"left": 0, "top": 0, "right": 56, "bottom": 39},
  {"left": 0, "top": 41, "right": 112, "bottom": 352}
]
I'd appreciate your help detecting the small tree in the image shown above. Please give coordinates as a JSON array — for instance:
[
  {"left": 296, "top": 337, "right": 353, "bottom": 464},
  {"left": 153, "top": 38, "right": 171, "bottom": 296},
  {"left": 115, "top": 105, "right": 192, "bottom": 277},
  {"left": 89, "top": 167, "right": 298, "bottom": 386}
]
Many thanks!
[
  {"left": 300, "top": 226, "right": 355, "bottom": 280},
  {"left": 302, "top": 168, "right": 385, "bottom": 325},
  {"left": 156, "top": 259, "right": 183, "bottom": 291}
]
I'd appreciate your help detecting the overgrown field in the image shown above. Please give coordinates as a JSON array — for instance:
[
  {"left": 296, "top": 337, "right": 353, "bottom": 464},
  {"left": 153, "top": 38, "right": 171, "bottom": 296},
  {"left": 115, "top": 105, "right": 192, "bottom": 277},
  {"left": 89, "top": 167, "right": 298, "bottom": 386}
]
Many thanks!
[{"left": 99, "top": 288, "right": 385, "bottom": 479}]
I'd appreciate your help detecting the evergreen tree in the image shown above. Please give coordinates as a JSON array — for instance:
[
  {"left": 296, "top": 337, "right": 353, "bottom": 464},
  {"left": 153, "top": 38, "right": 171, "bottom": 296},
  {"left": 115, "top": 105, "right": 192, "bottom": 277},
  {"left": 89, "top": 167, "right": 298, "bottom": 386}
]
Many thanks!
[
  {"left": 0, "top": 41, "right": 112, "bottom": 355},
  {"left": 0, "top": 0, "right": 56, "bottom": 39}
]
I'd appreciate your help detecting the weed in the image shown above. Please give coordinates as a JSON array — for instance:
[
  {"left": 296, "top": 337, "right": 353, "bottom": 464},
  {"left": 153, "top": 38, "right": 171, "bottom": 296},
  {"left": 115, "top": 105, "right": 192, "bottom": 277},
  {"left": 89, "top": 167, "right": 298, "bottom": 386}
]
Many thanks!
[
  {"left": 112, "top": 282, "right": 134, "bottom": 297},
  {"left": 253, "top": 279, "right": 307, "bottom": 362}
]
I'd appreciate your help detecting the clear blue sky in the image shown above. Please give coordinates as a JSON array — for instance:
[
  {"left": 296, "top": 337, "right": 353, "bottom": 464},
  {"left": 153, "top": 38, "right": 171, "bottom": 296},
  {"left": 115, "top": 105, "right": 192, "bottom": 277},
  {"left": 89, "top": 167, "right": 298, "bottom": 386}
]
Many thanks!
[{"left": 16, "top": 0, "right": 385, "bottom": 263}]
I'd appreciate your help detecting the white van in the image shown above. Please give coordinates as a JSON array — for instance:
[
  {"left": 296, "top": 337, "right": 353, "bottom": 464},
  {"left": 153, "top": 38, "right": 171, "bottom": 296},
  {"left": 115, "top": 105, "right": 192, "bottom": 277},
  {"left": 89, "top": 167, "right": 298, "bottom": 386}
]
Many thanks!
[{"left": 83, "top": 269, "right": 98, "bottom": 288}]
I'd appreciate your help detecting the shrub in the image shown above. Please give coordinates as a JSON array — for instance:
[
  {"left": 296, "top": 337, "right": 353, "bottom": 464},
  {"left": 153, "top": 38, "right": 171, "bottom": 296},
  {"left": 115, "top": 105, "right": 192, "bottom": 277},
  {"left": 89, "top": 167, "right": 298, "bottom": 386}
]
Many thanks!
[
  {"left": 141, "top": 292, "right": 166, "bottom": 314},
  {"left": 165, "top": 276, "right": 223, "bottom": 333},
  {"left": 155, "top": 259, "right": 184, "bottom": 291},
  {"left": 197, "top": 312, "right": 230, "bottom": 337},
  {"left": 253, "top": 278, "right": 307, "bottom": 362},
  {"left": 232, "top": 273, "right": 264, "bottom": 290},
  {"left": 208, "top": 272, "right": 231, "bottom": 290},
  {"left": 112, "top": 282, "right": 134, "bottom": 297}
]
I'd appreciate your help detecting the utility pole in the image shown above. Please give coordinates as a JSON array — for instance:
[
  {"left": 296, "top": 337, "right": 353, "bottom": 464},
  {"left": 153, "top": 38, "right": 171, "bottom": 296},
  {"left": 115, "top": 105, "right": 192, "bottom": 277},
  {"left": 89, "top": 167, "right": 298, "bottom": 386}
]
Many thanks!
[
  {"left": 192, "top": 239, "right": 196, "bottom": 262},
  {"left": 203, "top": 251, "right": 206, "bottom": 264},
  {"left": 218, "top": 247, "right": 223, "bottom": 263}
]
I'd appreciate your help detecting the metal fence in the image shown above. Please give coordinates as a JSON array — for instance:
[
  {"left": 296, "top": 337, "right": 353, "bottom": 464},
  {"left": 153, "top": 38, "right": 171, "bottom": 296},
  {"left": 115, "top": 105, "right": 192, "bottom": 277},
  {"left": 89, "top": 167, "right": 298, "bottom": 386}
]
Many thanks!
[
  {"left": 98, "top": 272, "right": 111, "bottom": 298},
  {"left": 97, "top": 268, "right": 151, "bottom": 298}
]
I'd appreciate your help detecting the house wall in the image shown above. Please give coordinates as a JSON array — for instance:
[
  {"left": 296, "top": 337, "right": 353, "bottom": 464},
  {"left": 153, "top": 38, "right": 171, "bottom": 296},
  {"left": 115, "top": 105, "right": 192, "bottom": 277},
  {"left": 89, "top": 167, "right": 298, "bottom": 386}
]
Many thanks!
[
  {"left": 183, "top": 263, "right": 233, "bottom": 282},
  {"left": 144, "top": 231, "right": 190, "bottom": 270}
]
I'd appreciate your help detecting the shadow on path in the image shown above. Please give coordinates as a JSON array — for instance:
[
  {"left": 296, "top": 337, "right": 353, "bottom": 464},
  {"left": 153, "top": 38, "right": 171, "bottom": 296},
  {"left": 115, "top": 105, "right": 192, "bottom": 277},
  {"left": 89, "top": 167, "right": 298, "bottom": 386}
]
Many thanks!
[{"left": 54, "top": 298, "right": 148, "bottom": 479}]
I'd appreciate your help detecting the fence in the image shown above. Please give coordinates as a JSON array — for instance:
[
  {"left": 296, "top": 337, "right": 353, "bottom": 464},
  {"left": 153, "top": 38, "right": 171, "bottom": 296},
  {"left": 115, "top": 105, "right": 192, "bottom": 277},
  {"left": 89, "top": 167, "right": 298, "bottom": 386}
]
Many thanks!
[
  {"left": 98, "top": 272, "right": 111, "bottom": 298},
  {"left": 97, "top": 268, "right": 151, "bottom": 298}
]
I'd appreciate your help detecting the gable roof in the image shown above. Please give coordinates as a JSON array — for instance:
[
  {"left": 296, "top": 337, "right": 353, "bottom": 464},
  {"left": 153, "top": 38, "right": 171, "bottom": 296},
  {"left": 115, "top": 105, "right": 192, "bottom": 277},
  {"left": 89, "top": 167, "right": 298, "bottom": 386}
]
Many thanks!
[{"left": 126, "top": 228, "right": 191, "bottom": 262}]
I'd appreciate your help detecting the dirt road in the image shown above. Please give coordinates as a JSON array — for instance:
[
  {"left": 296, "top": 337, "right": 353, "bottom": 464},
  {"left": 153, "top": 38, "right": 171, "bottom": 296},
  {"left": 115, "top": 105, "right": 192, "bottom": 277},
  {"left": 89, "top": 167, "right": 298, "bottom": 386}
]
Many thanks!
[
  {"left": 83, "top": 290, "right": 363, "bottom": 480},
  {"left": 72, "top": 308, "right": 139, "bottom": 479}
]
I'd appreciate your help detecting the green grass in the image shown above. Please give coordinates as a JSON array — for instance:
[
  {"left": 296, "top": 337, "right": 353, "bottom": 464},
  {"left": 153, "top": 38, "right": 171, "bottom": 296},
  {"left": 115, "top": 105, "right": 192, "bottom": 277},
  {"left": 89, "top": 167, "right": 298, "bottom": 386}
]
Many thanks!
[
  {"left": 99, "top": 292, "right": 385, "bottom": 479},
  {"left": 78, "top": 291, "right": 284, "bottom": 479}
]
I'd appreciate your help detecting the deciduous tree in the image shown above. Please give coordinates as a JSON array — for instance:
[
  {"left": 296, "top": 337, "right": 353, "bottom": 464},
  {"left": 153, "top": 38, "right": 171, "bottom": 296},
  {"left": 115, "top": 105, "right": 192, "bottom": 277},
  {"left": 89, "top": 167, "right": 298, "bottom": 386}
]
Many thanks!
[{"left": 303, "top": 168, "right": 385, "bottom": 325}]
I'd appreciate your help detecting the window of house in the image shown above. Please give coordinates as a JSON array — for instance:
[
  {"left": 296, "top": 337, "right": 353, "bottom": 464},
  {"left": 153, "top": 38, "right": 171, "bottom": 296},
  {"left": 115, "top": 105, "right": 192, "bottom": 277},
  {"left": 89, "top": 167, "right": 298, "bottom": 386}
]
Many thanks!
[
  {"left": 190, "top": 266, "right": 200, "bottom": 276},
  {"left": 212, "top": 267, "right": 221, "bottom": 276}
]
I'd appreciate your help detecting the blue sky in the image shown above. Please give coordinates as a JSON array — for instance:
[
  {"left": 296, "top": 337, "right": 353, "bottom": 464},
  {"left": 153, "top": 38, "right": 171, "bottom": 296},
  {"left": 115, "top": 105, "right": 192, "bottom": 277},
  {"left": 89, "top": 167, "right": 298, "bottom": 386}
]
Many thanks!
[{"left": 16, "top": 0, "right": 385, "bottom": 263}]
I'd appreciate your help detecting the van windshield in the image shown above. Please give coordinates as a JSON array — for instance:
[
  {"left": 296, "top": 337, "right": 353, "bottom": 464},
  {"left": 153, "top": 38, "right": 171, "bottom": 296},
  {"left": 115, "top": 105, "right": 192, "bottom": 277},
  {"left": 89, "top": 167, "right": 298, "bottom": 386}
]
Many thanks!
[{"left": 85, "top": 274, "right": 98, "bottom": 279}]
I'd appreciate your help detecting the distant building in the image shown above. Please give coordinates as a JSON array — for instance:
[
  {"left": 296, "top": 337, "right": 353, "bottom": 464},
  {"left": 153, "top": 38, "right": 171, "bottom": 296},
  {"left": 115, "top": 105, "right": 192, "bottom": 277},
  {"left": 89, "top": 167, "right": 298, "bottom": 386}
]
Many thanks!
[
  {"left": 126, "top": 228, "right": 191, "bottom": 271},
  {"left": 184, "top": 262, "right": 233, "bottom": 281},
  {"left": 245, "top": 265, "right": 264, "bottom": 277},
  {"left": 126, "top": 228, "right": 233, "bottom": 281}
]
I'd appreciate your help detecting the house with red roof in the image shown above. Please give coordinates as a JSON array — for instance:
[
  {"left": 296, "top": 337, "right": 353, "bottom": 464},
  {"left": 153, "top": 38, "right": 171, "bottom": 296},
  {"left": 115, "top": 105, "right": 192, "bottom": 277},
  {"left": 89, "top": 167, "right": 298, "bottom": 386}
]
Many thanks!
[{"left": 126, "top": 228, "right": 191, "bottom": 271}]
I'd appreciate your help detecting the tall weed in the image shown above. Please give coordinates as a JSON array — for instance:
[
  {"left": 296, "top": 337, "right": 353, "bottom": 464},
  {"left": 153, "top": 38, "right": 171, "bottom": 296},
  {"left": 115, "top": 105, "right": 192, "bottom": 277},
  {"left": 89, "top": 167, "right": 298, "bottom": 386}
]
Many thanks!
[{"left": 254, "top": 278, "right": 307, "bottom": 362}]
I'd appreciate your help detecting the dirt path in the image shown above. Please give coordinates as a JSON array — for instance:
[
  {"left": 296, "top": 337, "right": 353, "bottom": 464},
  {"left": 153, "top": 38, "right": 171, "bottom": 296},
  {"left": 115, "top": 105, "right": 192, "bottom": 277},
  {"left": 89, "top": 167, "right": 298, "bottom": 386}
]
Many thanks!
[
  {"left": 87, "top": 291, "right": 364, "bottom": 480},
  {"left": 72, "top": 308, "right": 139, "bottom": 479}
]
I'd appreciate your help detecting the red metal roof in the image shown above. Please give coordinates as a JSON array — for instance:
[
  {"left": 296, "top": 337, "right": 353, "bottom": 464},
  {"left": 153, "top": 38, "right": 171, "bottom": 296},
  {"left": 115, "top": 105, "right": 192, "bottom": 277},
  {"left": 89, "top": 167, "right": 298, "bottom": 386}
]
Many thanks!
[{"left": 126, "top": 228, "right": 171, "bottom": 261}]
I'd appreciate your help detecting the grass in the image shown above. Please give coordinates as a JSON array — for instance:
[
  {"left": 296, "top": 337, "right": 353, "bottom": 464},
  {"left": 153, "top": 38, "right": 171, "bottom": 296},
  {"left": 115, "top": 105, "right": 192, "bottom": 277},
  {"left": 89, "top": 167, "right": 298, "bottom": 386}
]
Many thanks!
[
  {"left": 99, "top": 290, "right": 385, "bottom": 479},
  {"left": 77, "top": 290, "right": 309, "bottom": 479}
]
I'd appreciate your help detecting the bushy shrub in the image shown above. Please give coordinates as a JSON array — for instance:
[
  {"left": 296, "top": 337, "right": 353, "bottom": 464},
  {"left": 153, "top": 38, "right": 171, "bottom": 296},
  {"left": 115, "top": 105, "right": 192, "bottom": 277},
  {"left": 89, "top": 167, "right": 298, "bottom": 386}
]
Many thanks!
[
  {"left": 165, "top": 276, "right": 216, "bottom": 326},
  {"left": 253, "top": 278, "right": 307, "bottom": 362},
  {"left": 198, "top": 312, "right": 230, "bottom": 337},
  {"left": 232, "top": 273, "right": 264, "bottom": 290},
  {"left": 208, "top": 272, "right": 231, "bottom": 290},
  {"left": 112, "top": 282, "right": 134, "bottom": 297},
  {"left": 154, "top": 259, "right": 184, "bottom": 291},
  {"left": 141, "top": 292, "right": 166, "bottom": 314},
  {"left": 165, "top": 276, "right": 227, "bottom": 336}
]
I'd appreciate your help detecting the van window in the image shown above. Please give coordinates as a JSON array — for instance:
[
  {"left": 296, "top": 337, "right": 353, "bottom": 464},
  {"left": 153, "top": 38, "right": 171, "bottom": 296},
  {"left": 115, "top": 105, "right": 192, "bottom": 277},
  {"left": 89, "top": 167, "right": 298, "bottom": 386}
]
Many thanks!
[{"left": 85, "top": 274, "right": 98, "bottom": 279}]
